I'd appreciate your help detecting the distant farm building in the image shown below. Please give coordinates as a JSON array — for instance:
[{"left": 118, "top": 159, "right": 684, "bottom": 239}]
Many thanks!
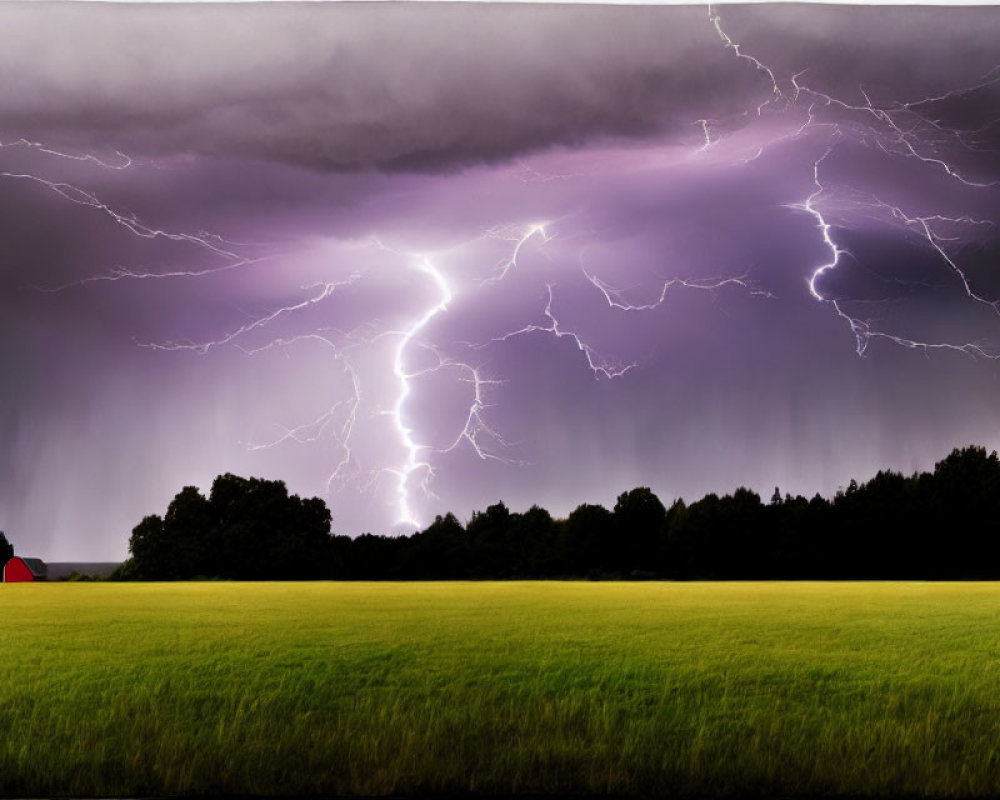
[
  {"left": 3, "top": 557, "right": 47, "bottom": 582},
  {"left": 46, "top": 562, "right": 120, "bottom": 581}
]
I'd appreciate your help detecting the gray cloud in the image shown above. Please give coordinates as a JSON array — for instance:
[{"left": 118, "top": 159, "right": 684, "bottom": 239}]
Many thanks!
[
  {"left": 0, "top": 3, "right": 771, "bottom": 169},
  {"left": 4, "top": 4, "right": 999, "bottom": 171}
]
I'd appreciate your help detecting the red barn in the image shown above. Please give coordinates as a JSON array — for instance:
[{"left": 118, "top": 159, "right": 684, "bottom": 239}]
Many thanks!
[{"left": 3, "top": 557, "right": 47, "bottom": 582}]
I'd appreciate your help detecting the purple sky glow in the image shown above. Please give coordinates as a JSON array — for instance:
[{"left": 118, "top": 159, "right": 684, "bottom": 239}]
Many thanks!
[{"left": 2, "top": 3, "right": 1000, "bottom": 560}]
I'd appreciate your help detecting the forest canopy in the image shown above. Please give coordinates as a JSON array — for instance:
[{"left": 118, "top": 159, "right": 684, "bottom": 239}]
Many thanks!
[
  {"left": 120, "top": 474, "right": 332, "bottom": 580},
  {"left": 118, "top": 446, "right": 1000, "bottom": 581}
]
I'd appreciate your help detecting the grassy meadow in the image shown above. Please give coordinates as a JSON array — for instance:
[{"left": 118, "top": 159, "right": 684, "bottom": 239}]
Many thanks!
[{"left": 2, "top": 581, "right": 1000, "bottom": 796}]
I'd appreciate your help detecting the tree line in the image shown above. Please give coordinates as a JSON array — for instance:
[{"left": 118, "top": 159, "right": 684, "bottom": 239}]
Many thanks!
[{"left": 117, "top": 445, "right": 1000, "bottom": 580}]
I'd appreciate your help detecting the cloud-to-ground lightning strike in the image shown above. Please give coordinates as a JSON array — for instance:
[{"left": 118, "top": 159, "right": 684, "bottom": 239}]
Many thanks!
[
  {"left": 389, "top": 258, "right": 453, "bottom": 529},
  {"left": 5, "top": 3, "right": 1000, "bottom": 545}
]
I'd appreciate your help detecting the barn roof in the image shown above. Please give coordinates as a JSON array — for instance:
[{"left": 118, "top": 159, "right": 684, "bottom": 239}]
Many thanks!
[{"left": 18, "top": 558, "right": 47, "bottom": 578}]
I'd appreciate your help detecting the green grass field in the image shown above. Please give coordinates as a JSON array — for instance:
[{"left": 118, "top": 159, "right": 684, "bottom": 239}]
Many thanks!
[{"left": 2, "top": 581, "right": 1000, "bottom": 797}]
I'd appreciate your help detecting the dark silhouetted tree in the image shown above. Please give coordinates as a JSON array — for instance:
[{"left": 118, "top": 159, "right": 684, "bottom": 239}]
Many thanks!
[
  {"left": 613, "top": 487, "right": 666, "bottom": 574},
  {"left": 923, "top": 446, "right": 1000, "bottom": 577},
  {"left": 561, "top": 503, "right": 614, "bottom": 575},
  {"left": 466, "top": 502, "right": 514, "bottom": 576},
  {"left": 128, "top": 515, "right": 170, "bottom": 580},
  {"left": 166, "top": 486, "right": 216, "bottom": 578},
  {"left": 127, "top": 474, "right": 334, "bottom": 580},
  {"left": 400, "top": 513, "right": 469, "bottom": 578},
  {"left": 508, "top": 505, "right": 558, "bottom": 576},
  {"left": 0, "top": 531, "right": 13, "bottom": 564}
]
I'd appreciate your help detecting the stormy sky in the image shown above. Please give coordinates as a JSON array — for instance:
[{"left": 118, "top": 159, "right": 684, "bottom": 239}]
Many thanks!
[{"left": 2, "top": 2, "right": 1000, "bottom": 560}]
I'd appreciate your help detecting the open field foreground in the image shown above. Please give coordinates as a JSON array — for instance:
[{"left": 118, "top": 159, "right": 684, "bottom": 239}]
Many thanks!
[{"left": 2, "top": 583, "right": 1000, "bottom": 797}]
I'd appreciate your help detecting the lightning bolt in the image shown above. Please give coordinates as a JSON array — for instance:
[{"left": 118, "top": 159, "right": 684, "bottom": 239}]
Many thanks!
[
  {"left": 0, "top": 137, "right": 133, "bottom": 170},
  {"left": 480, "top": 283, "right": 637, "bottom": 380},
  {"left": 0, "top": 171, "right": 243, "bottom": 260},
  {"left": 790, "top": 131, "right": 1000, "bottom": 360},
  {"left": 0, "top": 140, "right": 283, "bottom": 293},
  {"left": 584, "top": 270, "right": 774, "bottom": 311},
  {"left": 482, "top": 222, "right": 553, "bottom": 284},
  {"left": 786, "top": 67, "right": 1000, "bottom": 188},
  {"left": 694, "top": 119, "right": 714, "bottom": 154},
  {"left": 712, "top": 7, "right": 1000, "bottom": 359},
  {"left": 240, "top": 333, "right": 364, "bottom": 492},
  {"left": 709, "top": 3, "right": 786, "bottom": 115},
  {"left": 388, "top": 258, "right": 452, "bottom": 529},
  {"left": 437, "top": 363, "right": 512, "bottom": 463},
  {"left": 795, "top": 144, "right": 850, "bottom": 304},
  {"left": 139, "top": 277, "right": 361, "bottom": 354},
  {"left": 869, "top": 197, "right": 1000, "bottom": 316}
]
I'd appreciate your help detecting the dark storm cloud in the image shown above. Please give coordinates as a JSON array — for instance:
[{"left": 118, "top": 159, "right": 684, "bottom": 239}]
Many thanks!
[
  {"left": 2, "top": 3, "right": 996, "bottom": 172},
  {"left": 720, "top": 4, "right": 1000, "bottom": 103},
  {"left": 0, "top": 3, "right": 747, "bottom": 169}
]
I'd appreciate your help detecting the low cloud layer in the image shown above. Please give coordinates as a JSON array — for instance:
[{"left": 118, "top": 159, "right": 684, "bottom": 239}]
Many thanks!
[{"left": 2, "top": 4, "right": 997, "bottom": 170}]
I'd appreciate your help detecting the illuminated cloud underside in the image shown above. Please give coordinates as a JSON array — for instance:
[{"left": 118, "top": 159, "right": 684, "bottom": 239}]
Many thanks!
[{"left": 1, "top": 3, "right": 999, "bottom": 558}]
